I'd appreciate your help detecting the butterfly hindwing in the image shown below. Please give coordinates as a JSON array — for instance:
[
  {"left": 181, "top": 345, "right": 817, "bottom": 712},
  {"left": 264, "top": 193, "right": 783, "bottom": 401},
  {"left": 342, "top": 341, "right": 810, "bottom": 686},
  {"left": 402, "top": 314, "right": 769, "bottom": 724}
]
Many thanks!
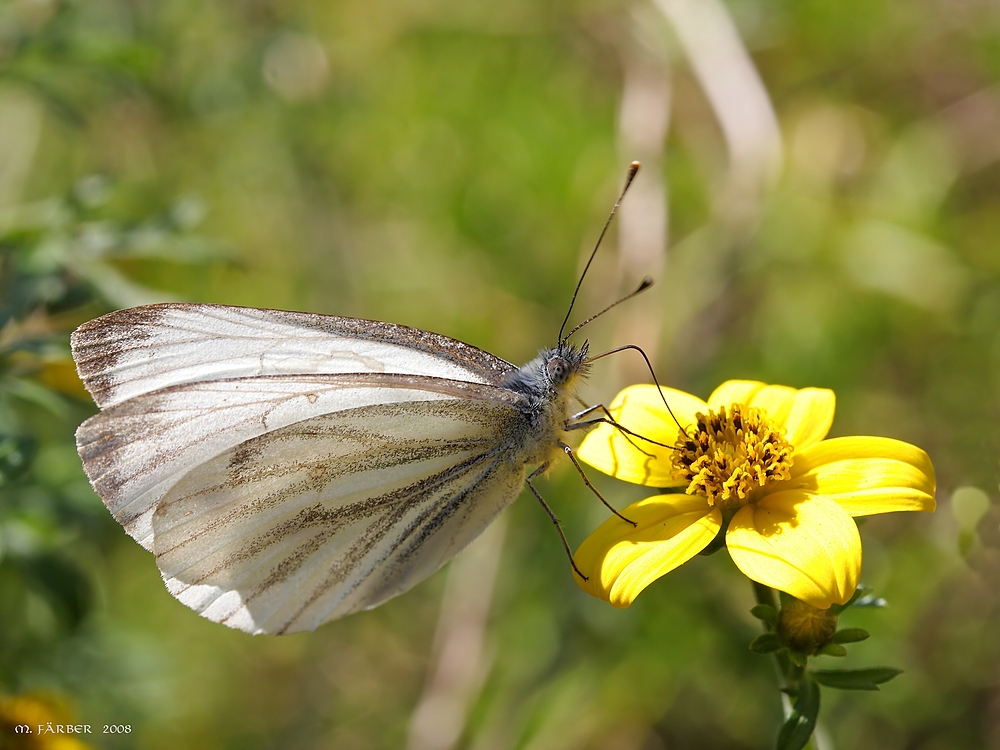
[
  {"left": 152, "top": 398, "right": 528, "bottom": 634},
  {"left": 75, "top": 373, "right": 524, "bottom": 551}
]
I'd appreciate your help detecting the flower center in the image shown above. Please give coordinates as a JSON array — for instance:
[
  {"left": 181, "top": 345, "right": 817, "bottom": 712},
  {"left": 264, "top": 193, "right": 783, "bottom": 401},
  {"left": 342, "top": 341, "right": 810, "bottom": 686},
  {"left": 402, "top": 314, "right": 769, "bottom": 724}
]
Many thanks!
[{"left": 671, "top": 404, "right": 793, "bottom": 508}]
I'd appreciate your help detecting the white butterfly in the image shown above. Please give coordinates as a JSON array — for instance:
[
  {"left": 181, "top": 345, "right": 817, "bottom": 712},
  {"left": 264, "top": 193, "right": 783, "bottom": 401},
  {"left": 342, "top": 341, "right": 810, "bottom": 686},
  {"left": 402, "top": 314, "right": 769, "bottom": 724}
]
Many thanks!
[{"left": 72, "top": 164, "right": 644, "bottom": 635}]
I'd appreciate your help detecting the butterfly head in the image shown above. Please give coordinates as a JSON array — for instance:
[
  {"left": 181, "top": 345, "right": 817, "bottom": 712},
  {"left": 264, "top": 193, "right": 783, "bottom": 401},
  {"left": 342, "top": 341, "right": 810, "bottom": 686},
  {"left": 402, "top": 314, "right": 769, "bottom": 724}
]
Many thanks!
[
  {"left": 544, "top": 341, "right": 590, "bottom": 387},
  {"left": 503, "top": 341, "right": 589, "bottom": 404}
]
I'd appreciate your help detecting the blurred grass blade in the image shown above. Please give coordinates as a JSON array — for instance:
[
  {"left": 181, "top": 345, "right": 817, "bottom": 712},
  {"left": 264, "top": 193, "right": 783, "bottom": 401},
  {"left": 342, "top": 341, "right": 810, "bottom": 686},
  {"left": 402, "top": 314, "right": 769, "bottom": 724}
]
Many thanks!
[{"left": 1, "top": 376, "right": 67, "bottom": 416}]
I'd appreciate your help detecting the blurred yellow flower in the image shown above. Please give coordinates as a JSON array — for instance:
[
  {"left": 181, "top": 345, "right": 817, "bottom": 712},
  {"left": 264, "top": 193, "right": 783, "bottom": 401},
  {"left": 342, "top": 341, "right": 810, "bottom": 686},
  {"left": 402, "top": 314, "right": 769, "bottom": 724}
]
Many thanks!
[
  {"left": 576, "top": 380, "right": 936, "bottom": 609},
  {"left": 0, "top": 693, "right": 94, "bottom": 750}
]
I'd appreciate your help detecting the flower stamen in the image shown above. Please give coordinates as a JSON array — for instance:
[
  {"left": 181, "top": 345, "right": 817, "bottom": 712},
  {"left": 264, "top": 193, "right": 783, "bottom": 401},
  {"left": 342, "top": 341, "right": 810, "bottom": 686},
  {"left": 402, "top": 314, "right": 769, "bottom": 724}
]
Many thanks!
[{"left": 671, "top": 404, "right": 793, "bottom": 508}]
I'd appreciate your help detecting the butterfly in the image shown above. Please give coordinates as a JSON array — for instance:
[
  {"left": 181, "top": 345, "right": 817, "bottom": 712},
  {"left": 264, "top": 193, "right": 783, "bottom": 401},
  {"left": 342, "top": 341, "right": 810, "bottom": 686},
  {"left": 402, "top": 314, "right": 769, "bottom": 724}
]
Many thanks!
[{"left": 72, "top": 163, "right": 645, "bottom": 635}]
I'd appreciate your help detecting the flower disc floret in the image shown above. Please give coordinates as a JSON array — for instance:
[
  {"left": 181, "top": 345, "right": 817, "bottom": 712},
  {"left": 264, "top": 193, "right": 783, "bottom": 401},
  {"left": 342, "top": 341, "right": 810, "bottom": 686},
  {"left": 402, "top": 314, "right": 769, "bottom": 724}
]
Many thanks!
[{"left": 672, "top": 405, "right": 793, "bottom": 508}]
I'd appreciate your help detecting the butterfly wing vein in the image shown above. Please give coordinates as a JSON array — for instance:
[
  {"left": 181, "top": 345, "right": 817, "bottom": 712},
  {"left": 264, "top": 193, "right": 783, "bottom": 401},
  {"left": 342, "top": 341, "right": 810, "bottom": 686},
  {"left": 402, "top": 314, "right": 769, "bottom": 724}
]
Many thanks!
[{"left": 154, "top": 399, "right": 527, "bottom": 633}]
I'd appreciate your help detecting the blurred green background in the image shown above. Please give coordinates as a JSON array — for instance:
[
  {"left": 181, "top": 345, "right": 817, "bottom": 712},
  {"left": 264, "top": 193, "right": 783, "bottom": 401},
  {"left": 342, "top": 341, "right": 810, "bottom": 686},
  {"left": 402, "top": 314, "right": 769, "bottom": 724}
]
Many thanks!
[{"left": 1, "top": 0, "right": 998, "bottom": 747}]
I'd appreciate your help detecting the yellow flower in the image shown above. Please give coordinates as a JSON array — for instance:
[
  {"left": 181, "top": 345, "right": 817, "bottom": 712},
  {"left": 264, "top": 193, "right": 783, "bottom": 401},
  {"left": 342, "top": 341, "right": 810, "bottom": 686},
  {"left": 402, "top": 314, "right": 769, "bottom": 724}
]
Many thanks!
[
  {"left": 0, "top": 693, "right": 95, "bottom": 749},
  {"left": 575, "top": 380, "right": 936, "bottom": 609}
]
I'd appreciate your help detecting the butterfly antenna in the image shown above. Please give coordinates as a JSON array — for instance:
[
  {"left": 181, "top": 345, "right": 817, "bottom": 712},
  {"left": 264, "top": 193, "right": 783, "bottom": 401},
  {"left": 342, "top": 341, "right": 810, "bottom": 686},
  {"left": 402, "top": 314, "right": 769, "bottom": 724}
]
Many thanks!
[
  {"left": 586, "top": 343, "right": 690, "bottom": 437},
  {"left": 557, "top": 161, "right": 641, "bottom": 344},
  {"left": 564, "top": 276, "right": 654, "bottom": 340}
]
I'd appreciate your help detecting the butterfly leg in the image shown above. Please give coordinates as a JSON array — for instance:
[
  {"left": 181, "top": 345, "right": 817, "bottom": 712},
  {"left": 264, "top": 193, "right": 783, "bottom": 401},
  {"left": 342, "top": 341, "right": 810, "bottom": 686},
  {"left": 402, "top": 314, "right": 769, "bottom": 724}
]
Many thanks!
[
  {"left": 525, "top": 464, "right": 589, "bottom": 582},
  {"left": 567, "top": 403, "right": 604, "bottom": 421},
  {"left": 558, "top": 441, "right": 636, "bottom": 527}
]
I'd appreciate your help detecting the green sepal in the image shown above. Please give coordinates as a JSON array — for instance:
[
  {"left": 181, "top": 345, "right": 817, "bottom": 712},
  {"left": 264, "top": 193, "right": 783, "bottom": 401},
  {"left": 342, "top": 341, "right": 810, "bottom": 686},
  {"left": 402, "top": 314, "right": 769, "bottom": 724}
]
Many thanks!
[
  {"left": 832, "top": 628, "right": 870, "bottom": 644},
  {"left": 775, "top": 676, "right": 820, "bottom": 750},
  {"left": 749, "top": 633, "right": 783, "bottom": 653},
  {"left": 787, "top": 650, "right": 808, "bottom": 668},
  {"left": 818, "top": 643, "right": 848, "bottom": 657},
  {"left": 811, "top": 667, "right": 903, "bottom": 691},
  {"left": 830, "top": 586, "right": 869, "bottom": 614},
  {"left": 750, "top": 604, "right": 778, "bottom": 627}
]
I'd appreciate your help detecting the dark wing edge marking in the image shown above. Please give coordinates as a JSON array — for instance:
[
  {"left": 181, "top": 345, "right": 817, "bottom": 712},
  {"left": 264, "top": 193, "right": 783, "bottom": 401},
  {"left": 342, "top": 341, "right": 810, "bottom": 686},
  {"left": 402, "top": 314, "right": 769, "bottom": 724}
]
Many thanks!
[{"left": 71, "top": 302, "right": 517, "bottom": 406}]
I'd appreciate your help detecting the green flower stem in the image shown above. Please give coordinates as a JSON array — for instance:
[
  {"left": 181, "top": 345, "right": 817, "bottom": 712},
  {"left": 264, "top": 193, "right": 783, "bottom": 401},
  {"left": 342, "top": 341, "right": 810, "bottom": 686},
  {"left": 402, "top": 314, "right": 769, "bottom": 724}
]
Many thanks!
[{"left": 751, "top": 582, "right": 802, "bottom": 717}]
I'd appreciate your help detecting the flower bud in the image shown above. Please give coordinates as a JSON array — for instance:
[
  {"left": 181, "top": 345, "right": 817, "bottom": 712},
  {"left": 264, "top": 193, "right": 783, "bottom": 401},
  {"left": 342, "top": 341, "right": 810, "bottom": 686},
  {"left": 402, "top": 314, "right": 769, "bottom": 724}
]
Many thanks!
[{"left": 777, "top": 598, "right": 838, "bottom": 654}]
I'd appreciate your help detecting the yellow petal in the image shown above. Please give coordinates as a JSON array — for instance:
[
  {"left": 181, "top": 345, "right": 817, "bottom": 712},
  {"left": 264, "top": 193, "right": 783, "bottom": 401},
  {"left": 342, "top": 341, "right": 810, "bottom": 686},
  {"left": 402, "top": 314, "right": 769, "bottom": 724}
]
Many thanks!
[
  {"left": 707, "top": 380, "right": 767, "bottom": 409},
  {"left": 727, "top": 493, "right": 860, "bottom": 608},
  {"left": 577, "top": 384, "right": 707, "bottom": 487},
  {"left": 574, "top": 495, "right": 721, "bottom": 607},
  {"left": 709, "top": 381, "right": 835, "bottom": 450},
  {"left": 772, "top": 388, "right": 835, "bottom": 450},
  {"left": 789, "top": 436, "right": 936, "bottom": 516}
]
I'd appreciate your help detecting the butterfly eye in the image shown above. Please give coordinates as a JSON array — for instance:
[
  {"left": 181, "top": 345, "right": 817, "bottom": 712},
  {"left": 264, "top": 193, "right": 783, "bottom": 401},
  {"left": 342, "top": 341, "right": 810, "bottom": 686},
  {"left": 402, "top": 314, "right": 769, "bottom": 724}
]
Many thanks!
[{"left": 547, "top": 358, "right": 570, "bottom": 385}]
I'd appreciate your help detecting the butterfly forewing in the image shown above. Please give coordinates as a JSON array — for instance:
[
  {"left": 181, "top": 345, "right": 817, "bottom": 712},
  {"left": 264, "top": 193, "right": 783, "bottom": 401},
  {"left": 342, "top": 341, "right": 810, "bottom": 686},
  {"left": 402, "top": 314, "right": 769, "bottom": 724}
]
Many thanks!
[
  {"left": 153, "top": 399, "right": 527, "bottom": 634},
  {"left": 71, "top": 303, "right": 516, "bottom": 408}
]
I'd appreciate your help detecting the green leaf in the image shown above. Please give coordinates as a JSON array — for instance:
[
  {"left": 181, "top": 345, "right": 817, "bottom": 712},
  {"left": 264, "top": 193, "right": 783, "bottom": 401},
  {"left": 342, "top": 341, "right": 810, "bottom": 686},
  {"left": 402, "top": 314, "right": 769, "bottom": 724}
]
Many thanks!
[
  {"left": 750, "top": 604, "right": 778, "bottom": 626},
  {"left": 833, "top": 627, "right": 870, "bottom": 644},
  {"left": 818, "top": 643, "right": 848, "bottom": 657},
  {"left": 14, "top": 552, "right": 92, "bottom": 629},
  {"left": 811, "top": 667, "right": 903, "bottom": 691},
  {"left": 776, "top": 677, "right": 820, "bottom": 750},
  {"left": 750, "top": 633, "right": 783, "bottom": 653},
  {"left": 0, "top": 435, "right": 37, "bottom": 484}
]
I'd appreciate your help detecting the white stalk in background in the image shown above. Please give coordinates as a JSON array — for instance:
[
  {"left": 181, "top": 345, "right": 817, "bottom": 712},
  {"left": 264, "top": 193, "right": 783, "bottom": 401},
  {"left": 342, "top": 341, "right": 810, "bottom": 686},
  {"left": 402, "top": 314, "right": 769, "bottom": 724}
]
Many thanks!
[
  {"left": 406, "top": 516, "right": 507, "bottom": 750},
  {"left": 652, "top": 0, "right": 782, "bottom": 224}
]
